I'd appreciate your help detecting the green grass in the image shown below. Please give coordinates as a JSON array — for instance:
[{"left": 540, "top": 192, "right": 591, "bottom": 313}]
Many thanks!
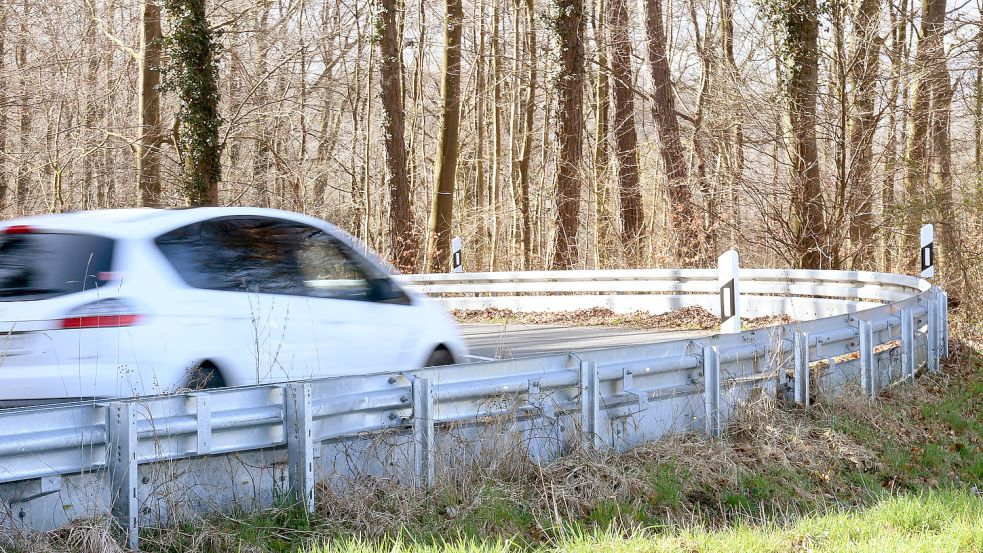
[{"left": 305, "top": 489, "right": 983, "bottom": 552}]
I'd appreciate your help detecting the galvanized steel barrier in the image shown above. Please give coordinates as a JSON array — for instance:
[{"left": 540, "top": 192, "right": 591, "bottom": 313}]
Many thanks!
[{"left": 0, "top": 269, "right": 949, "bottom": 549}]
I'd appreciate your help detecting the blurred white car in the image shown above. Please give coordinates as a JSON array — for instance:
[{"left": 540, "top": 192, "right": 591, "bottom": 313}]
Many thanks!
[{"left": 0, "top": 208, "right": 467, "bottom": 407}]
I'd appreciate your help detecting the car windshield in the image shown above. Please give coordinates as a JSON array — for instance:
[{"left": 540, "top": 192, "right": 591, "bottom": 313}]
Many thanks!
[{"left": 0, "top": 232, "right": 115, "bottom": 301}]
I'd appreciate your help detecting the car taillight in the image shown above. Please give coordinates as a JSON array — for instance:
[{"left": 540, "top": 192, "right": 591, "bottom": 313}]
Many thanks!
[
  {"left": 60, "top": 299, "right": 143, "bottom": 329},
  {"left": 4, "top": 225, "right": 35, "bottom": 234}
]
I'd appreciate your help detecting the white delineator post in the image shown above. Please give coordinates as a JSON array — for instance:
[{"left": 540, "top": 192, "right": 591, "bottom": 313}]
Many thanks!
[
  {"left": 718, "top": 249, "right": 742, "bottom": 334},
  {"left": 920, "top": 224, "right": 934, "bottom": 278},
  {"left": 451, "top": 236, "right": 463, "bottom": 273}
]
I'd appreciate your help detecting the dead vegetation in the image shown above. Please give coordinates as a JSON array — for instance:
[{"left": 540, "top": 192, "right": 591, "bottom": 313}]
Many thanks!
[{"left": 452, "top": 306, "right": 794, "bottom": 332}]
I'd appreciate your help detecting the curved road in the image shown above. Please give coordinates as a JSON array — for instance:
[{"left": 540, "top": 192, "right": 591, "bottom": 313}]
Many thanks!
[{"left": 460, "top": 323, "right": 710, "bottom": 360}]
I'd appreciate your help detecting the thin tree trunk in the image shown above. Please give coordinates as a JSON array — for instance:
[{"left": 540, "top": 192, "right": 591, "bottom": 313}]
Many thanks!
[
  {"left": 608, "top": 0, "right": 642, "bottom": 259},
  {"left": 489, "top": 0, "right": 503, "bottom": 270},
  {"left": 644, "top": 0, "right": 698, "bottom": 265},
  {"left": 138, "top": 1, "right": 163, "bottom": 207},
  {"left": 902, "top": 0, "right": 944, "bottom": 271},
  {"left": 846, "top": 0, "right": 881, "bottom": 269},
  {"left": 785, "top": 0, "right": 826, "bottom": 269},
  {"left": 377, "top": 0, "right": 416, "bottom": 272},
  {"left": 593, "top": 0, "right": 614, "bottom": 268},
  {"left": 881, "top": 0, "right": 904, "bottom": 271},
  {"left": 689, "top": 0, "right": 715, "bottom": 259},
  {"left": 0, "top": 0, "right": 8, "bottom": 212},
  {"left": 976, "top": 14, "right": 982, "bottom": 221},
  {"left": 549, "top": 0, "right": 586, "bottom": 269},
  {"left": 474, "top": 0, "right": 486, "bottom": 266},
  {"left": 426, "top": 0, "right": 464, "bottom": 272},
  {"left": 830, "top": 0, "right": 847, "bottom": 268},
  {"left": 361, "top": 45, "right": 374, "bottom": 245},
  {"left": 516, "top": 0, "right": 537, "bottom": 270},
  {"left": 16, "top": 0, "right": 29, "bottom": 213},
  {"left": 719, "top": 0, "right": 742, "bottom": 247},
  {"left": 929, "top": 39, "right": 962, "bottom": 290}
]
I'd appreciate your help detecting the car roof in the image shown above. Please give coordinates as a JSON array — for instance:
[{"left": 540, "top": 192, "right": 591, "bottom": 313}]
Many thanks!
[{"left": 1, "top": 207, "right": 341, "bottom": 240}]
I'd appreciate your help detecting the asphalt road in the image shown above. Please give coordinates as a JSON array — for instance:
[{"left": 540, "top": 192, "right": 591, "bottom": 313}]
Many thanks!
[{"left": 460, "top": 323, "right": 710, "bottom": 360}]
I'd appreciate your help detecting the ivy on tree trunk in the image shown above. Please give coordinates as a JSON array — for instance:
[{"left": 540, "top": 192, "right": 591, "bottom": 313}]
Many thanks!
[{"left": 160, "top": 0, "right": 222, "bottom": 206}]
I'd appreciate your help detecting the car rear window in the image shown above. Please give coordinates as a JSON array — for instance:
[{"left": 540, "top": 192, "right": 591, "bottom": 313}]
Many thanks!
[{"left": 0, "top": 232, "right": 115, "bottom": 301}]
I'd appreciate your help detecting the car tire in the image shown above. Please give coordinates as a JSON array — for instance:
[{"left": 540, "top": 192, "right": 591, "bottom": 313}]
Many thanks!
[
  {"left": 185, "top": 362, "right": 227, "bottom": 390},
  {"left": 424, "top": 348, "right": 454, "bottom": 367}
]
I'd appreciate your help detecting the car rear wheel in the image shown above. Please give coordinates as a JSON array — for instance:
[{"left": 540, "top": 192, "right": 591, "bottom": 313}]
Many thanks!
[
  {"left": 424, "top": 348, "right": 454, "bottom": 367},
  {"left": 185, "top": 362, "right": 227, "bottom": 390}
]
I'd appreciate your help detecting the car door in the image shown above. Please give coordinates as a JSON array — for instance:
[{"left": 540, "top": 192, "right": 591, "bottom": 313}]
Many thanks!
[
  {"left": 292, "top": 226, "right": 419, "bottom": 376},
  {"left": 154, "top": 217, "right": 320, "bottom": 384}
]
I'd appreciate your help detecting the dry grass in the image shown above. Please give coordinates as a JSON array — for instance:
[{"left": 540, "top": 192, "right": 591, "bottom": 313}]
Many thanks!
[{"left": 452, "top": 306, "right": 793, "bottom": 332}]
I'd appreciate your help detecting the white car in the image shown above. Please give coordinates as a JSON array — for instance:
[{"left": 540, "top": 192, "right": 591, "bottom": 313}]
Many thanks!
[{"left": 0, "top": 208, "right": 467, "bottom": 407}]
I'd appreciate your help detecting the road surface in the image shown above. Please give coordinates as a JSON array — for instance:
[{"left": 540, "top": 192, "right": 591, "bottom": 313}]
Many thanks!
[{"left": 460, "top": 323, "right": 710, "bottom": 360}]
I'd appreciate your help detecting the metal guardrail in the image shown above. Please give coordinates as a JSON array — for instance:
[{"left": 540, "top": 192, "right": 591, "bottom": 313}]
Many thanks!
[{"left": 0, "top": 269, "right": 948, "bottom": 549}]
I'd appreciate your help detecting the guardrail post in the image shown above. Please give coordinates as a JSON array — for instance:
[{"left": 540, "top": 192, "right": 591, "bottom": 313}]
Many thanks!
[
  {"left": 107, "top": 401, "right": 138, "bottom": 550},
  {"left": 793, "top": 332, "right": 810, "bottom": 408},
  {"left": 412, "top": 377, "right": 435, "bottom": 487},
  {"left": 703, "top": 346, "right": 721, "bottom": 438},
  {"left": 901, "top": 308, "right": 915, "bottom": 381},
  {"left": 579, "top": 361, "right": 601, "bottom": 451},
  {"left": 928, "top": 297, "right": 940, "bottom": 373},
  {"left": 189, "top": 393, "right": 211, "bottom": 455},
  {"left": 285, "top": 382, "right": 314, "bottom": 512},
  {"left": 939, "top": 290, "right": 949, "bottom": 359},
  {"left": 859, "top": 320, "right": 876, "bottom": 398}
]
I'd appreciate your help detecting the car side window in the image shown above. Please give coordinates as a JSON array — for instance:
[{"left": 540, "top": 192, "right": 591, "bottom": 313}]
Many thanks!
[
  {"left": 295, "top": 229, "right": 375, "bottom": 301},
  {"left": 156, "top": 218, "right": 306, "bottom": 295}
]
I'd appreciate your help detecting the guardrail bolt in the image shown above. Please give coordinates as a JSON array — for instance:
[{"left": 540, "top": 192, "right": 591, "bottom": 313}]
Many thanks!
[{"left": 388, "top": 377, "right": 398, "bottom": 384}]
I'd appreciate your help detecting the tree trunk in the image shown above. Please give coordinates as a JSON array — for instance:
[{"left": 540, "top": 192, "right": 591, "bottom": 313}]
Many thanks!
[
  {"left": 516, "top": 0, "right": 536, "bottom": 269},
  {"left": 785, "top": 0, "right": 827, "bottom": 269},
  {"left": 845, "top": 0, "right": 881, "bottom": 269},
  {"left": 549, "top": 0, "right": 586, "bottom": 269},
  {"left": 377, "top": 0, "right": 416, "bottom": 272},
  {"left": 138, "top": 1, "right": 163, "bottom": 207},
  {"left": 592, "top": 0, "right": 615, "bottom": 268},
  {"left": 426, "top": 0, "right": 464, "bottom": 272},
  {"left": 16, "top": 0, "right": 29, "bottom": 212},
  {"left": 881, "top": 0, "right": 906, "bottom": 271},
  {"left": 489, "top": 0, "right": 503, "bottom": 270},
  {"left": 163, "top": 0, "right": 222, "bottom": 206},
  {"left": 902, "top": 0, "right": 944, "bottom": 271},
  {"left": 0, "top": 0, "right": 7, "bottom": 212},
  {"left": 929, "top": 38, "right": 962, "bottom": 290},
  {"left": 689, "top": 0, "right": 715, "bottom": 260},
  {"left": 474, "top": 0, "right": 487, "bottom": 266},
  {"left": 644, "top": 0, "right": 698, "bottom": 265},
  {"left": 719, "top": 0, "right": 743, "bottom": 247},
  {"left": 608, "top": 0, "right": 642, "bottom": 259}
]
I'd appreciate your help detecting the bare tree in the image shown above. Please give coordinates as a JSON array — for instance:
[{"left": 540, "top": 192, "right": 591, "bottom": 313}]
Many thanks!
[
  {"left": 607, "top": 0, "right": 642, "bottom": 258},
  {"left": 783, "top": 0, "right": 827, "bottom": 268},
  {"left": 550, "top": 0, "right": 586, "bottom": 269},
  {"left": 644, "top": 0, "right": 698, "bottom": 265},
  {"left": 845, "top": 0, "right": 881, "bottom": 269},
  {"left": 516, "top": 0, "right": 537, "bottom": 269},
  {"left": 902, "top": 0, "right": 945, "bottom": 270},
  {"left": 0, "top": 0, "right": 7, "bottom": 210},
  {"left": 377, "top": 0, "right": 416, "bottom": 272},
  {"left": 138, "top": 0, "right": 163, "bottom": 207},
  {"left": 426, "top": 0, "right": 464, "bottom": 272}
]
